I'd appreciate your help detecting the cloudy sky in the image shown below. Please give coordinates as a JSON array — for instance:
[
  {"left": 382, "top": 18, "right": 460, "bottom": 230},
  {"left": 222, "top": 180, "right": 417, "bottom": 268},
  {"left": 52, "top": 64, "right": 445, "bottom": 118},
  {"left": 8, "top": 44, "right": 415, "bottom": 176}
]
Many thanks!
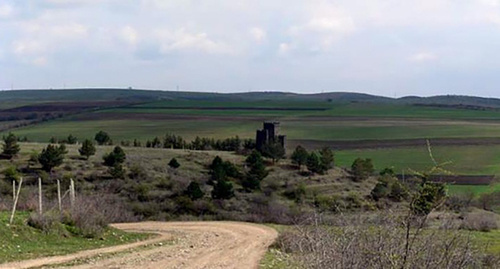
[{"left": 2, "top": 0, "right": 500, "bottom": 97}]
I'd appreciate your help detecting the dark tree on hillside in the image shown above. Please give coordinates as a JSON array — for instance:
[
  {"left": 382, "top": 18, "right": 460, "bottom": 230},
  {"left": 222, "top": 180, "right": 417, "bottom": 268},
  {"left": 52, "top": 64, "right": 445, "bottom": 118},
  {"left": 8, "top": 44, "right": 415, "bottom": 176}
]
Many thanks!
[
  {"left": 211, "top": 179, "right": 234, "bottom": 200},
  {"left": 103, "top": 146, "right": 126, "bottom": 167},
  {"left": 168, "top": 158, "right": 180, "bottom": 169},
  {"left": 306, "top": 152, "right": 323, "bottom": 174},
  {"left": 351, "top": 158, "right": 375, "bottom": 181},
  {"left": 67, "top": 134, "right": 78, "bottom": 144},
  {"left": 95, "top": 130, "right": 111, "bottom": 145},
  {"left": 79, "top": 139, "right": 96, "bottom": 160},
  {"left": 243, "top": 150, "right": 268, "bottom": 191},
  {"left": 261, "top": 141, "right": 285, "bottom": 163},
  {"left": 185, "top": 181, "right": 204, "bottom": 200},
  {"left": 291, "top": 145, "right": 308, "bottom": 169},
  {"left": 319, "top": 147, "right": 334, "bottom": 171},
  {"left": 2, "top": 133, "right": 20, "bottom": 159},
  {"left": 38, "top": 144, "right": 67, "bottom": 172}
]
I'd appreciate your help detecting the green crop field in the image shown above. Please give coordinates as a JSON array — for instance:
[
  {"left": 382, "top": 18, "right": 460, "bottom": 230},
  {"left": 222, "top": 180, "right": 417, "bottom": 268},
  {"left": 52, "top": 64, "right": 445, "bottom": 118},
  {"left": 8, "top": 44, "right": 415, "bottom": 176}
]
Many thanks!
[
  {"left": 336, "top": 145, "right": 500, "bottom": 175},
  {"left": 447, "top": 184, "right": 500, "bottom": 196},
  {"left": 6, "top": 112, "right": 500, "bottom": 143}
]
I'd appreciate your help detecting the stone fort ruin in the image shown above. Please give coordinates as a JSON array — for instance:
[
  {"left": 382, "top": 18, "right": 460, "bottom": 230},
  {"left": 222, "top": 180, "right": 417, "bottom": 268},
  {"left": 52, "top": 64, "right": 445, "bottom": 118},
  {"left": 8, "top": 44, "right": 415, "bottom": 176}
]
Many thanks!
[{"left": 256, "top": 121, "right": 286, "bottom": 152}]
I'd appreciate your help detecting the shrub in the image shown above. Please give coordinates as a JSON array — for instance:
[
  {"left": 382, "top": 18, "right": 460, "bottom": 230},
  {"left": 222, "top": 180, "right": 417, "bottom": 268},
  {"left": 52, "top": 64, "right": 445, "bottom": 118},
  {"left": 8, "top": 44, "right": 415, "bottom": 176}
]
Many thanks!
[
  {"left": 211, "top": 180, "right": 234, "bottom": 200},
  {"left": 185, "top": 181, "right": 204, "bottom": 200},
  {"left": 109, "top": 164, "right": 125, "bottom": 179},
  {"left": 459, "top": 211, "right": 499, "bottom": 232},
  {"left": 27, "top": 212, "right": 62, "bottom": 234},
  {"left": 103, "top": 146, "right": 126, "bottom": 167},
  {"left": 371, "top": 182, "right": 390, "bottom": 201},
  {"left": 168, "top": 158, "right": 180, "bottom": 169},
  {"left": 351, "top": 158, "right": 374, "bottom": 181},
  {"left": 94, "top": 130, "right": 111, "bottom": 145},
  {"left": 3, "top": 166, "right": 20, "bottom": 182}
]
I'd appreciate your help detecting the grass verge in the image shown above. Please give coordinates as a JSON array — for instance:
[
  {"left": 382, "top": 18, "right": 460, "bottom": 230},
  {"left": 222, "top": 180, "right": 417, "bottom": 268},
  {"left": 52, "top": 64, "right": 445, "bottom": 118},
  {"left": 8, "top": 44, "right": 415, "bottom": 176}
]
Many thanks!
[{"left": 0, "top": 211, "right": 151, "bottom": 263}]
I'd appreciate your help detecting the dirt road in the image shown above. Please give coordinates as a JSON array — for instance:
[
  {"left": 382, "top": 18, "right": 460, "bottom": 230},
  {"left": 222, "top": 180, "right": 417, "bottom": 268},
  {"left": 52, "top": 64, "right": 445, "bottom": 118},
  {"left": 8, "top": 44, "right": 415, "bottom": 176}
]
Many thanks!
[{"left": 1, "top": 221, "right": 278, "bottom": 269}]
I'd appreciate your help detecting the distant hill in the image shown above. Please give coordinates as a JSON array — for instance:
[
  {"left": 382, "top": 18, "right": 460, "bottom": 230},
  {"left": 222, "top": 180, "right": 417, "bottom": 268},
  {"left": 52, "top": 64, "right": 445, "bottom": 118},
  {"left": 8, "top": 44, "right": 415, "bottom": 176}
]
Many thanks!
[{"left": 2, "top": 88, "right": 500, "bottom": 109}]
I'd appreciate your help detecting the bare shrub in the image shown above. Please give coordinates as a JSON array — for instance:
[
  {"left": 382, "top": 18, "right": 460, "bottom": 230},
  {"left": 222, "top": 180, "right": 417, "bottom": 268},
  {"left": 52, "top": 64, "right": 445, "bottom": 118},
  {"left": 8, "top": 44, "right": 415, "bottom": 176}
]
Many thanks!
[
  {"left": 459, "top": 211, "right": 499, "bottom": 232},
  {"left": 63, "top": 195, "right": 136, "bottom": 238},
  {"left": 279, "top": 212, "right": 497, "bottom": 269},
  {"left": 27, "top": 211, "right": 65, "bottom": 234}
]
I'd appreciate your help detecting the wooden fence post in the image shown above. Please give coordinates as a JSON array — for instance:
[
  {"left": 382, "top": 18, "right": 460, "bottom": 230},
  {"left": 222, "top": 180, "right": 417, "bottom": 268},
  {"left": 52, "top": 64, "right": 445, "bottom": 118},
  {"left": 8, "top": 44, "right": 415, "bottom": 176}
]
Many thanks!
[
  {"left": 57, "top": 179, "right": 62, "bottom": 212},
  {"left": 38, "top": 177, "right": 43, "bottom": 215},
  {"left": 9, "top": 178, "right": 23, "bottom": 225},
  {"left": 70, "top": 178, "right": 75, "bottom": 210},
  {"left": 12, "top": 180, "right": 16, "bottom": 201}
]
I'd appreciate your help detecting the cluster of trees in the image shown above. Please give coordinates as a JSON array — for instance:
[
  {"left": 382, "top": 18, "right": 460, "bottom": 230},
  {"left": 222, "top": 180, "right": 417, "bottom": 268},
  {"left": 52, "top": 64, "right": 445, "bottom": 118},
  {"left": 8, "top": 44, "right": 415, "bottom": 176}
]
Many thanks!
[
  {"left": 291, "top": 146, "right": 334, "bottom": 174},
  {"left": 144, "top": 134, "right": 251, "bottom": 152},
  {"left": 49, "top": 134, "right": 78, "bottom": 145}
]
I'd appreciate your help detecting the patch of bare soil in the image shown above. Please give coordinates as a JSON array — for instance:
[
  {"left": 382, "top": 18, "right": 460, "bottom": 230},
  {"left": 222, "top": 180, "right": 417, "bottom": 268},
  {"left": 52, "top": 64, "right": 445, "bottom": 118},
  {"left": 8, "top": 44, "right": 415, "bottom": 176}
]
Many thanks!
[{"left": 1, "top": 221, "right": 277, "bottom": 269}]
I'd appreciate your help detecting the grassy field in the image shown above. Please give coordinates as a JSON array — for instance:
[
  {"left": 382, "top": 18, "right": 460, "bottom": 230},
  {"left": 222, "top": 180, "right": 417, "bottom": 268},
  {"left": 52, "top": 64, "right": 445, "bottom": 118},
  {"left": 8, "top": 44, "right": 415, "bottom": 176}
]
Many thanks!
[
  {"left": 125, "top": 101, "right": 500, "bottom": 120},
  {"left": 336, "top": 145, "right": 500, "bottom": 175},
  {"left": 6, "top": 114, "right": 500, "bottom": 143},
  {"left": 447, "top": 184, "right": 500, "bottom": 196},
  {"left": 0, "top": 211, "right": 151, "bottom": 263}
]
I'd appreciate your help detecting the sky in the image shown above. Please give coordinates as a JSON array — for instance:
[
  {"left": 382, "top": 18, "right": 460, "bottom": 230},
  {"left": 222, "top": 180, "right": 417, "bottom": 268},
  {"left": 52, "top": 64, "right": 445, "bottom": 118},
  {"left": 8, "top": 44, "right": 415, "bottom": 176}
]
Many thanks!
[{"left": 2, "top": 0, "right": 500, "bottom": 97}]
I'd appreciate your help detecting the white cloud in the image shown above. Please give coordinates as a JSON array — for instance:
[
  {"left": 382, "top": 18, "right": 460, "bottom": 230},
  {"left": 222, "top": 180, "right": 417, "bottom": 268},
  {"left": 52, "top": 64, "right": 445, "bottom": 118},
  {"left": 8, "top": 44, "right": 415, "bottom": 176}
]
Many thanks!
[
  {"left": 49, "top": 23, "right": 88, "bottom": 39},
  {"left": 0, "top": 3, "right": 13, "bottom": 18},
  {"left": 32, "top": 57, "right": 48, "bottom": 66},
  {"left": 410, "top": 52, "right": 437, "bottom": 63},
  {"left": 12, "top": 40, "right": 45, "bottom": 55},
  {"left": 249, "top": 27, "right": 266, "bottom": 43},
  {"left": 120, "top": 26, "right": 139, "bottom": 45},
  {"left": 278, "top": 43, "right": 291, "bottom": 56},
  {"left": 155, "top": 28, "right": 232, "bottom": 54}
]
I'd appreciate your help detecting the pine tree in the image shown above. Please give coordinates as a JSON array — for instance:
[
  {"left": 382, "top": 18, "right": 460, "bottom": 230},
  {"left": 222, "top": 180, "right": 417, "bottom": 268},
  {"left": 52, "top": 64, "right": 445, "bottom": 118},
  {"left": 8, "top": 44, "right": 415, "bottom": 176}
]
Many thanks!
[
  {"left": 261, "top": 141, "right": 285, "bottom": 163},
  {"left": 306, "top": 152, "right": 322, "bottom": 174},
  {"left": 319, "top": 147, "right": 334, "bottom": 171},
  {"left": 2, "top": 133, "right": 20, "bottom": 159},
  {"left": 185, "top": 181, "right": 204, "bottom": 200},
  {"left": 79, "top": 139, "right": 96, "bottom": 160},
  {"left": 38, "top": 144, "right": 67, "bottom": 172},
  {"left": 103, "top": 146, "right": 126, "bottom": 167},
  {"left": 211, "top": 179, "right": 234, "bottom": 199},
  {"left": 291, "top": 145, "right": 308, "bottom": 169}
]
